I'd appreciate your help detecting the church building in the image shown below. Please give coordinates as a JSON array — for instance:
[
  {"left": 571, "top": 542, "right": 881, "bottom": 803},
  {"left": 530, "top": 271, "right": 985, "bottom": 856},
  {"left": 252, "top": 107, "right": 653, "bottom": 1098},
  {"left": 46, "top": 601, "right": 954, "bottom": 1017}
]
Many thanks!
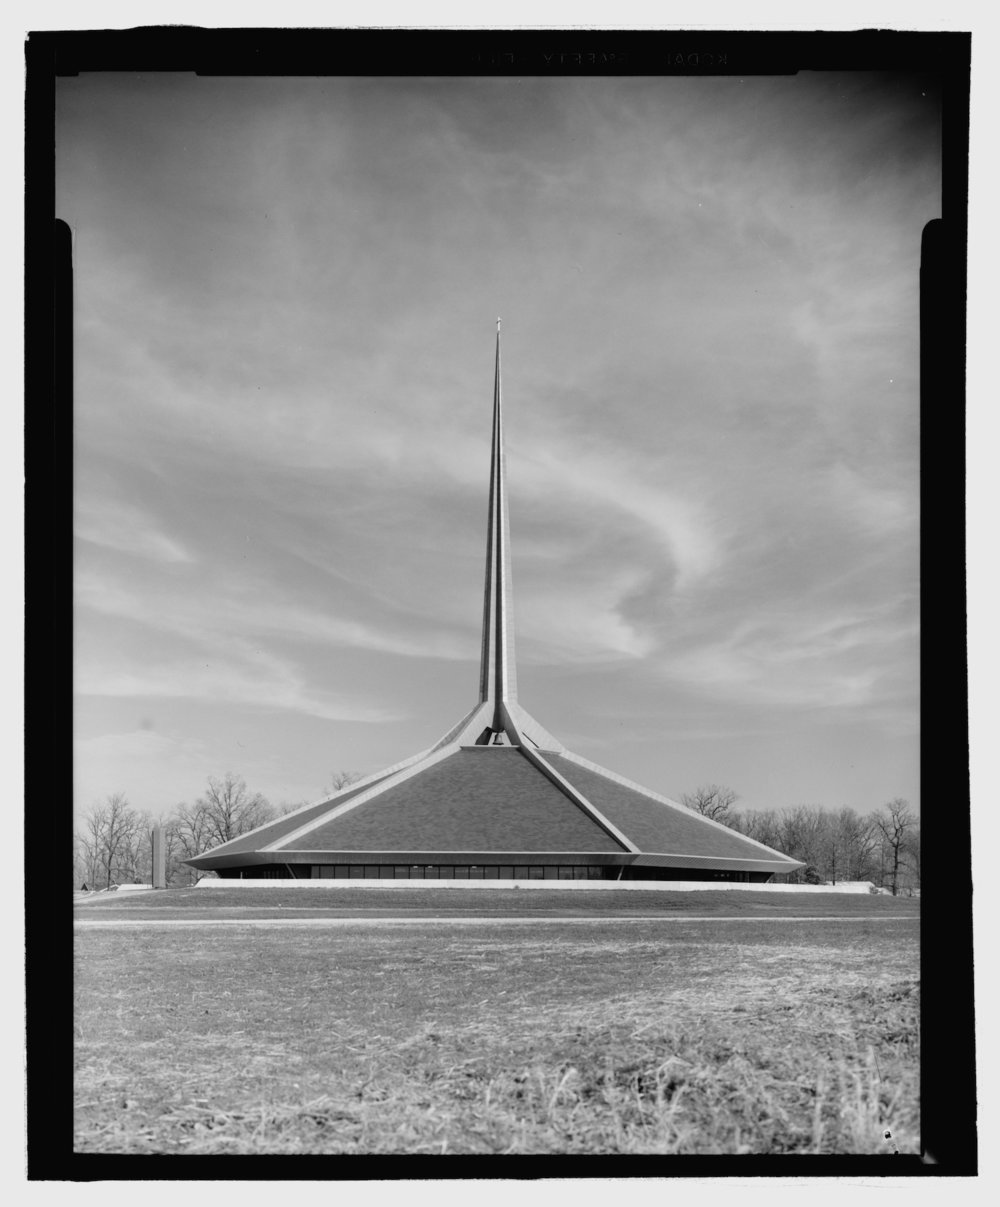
[{"left": 186, "top": 327, "right": 804, "bottom": 883}]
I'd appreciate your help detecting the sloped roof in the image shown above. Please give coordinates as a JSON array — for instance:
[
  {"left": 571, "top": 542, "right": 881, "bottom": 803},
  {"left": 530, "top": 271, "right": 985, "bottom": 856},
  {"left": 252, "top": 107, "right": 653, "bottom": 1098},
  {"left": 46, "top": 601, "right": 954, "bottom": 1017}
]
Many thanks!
[
  {"left": 545, "top": 755, "right": 785, "bottom": 863},
  {"left": 187, "top": 740, "right": 801, "bottom": 871},
  {"left": 194, "top": 773, "right": 398, "bottom": 859},
  {"left": 274, "top": 748, "right": 624, "bottom": 853}
]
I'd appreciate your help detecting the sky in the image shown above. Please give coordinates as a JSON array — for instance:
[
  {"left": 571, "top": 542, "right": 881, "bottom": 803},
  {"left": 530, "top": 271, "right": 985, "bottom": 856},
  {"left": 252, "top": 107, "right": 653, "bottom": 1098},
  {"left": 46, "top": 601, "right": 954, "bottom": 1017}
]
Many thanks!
[{"left": 59, "top": 71, "right": 939, "bottom": 821}]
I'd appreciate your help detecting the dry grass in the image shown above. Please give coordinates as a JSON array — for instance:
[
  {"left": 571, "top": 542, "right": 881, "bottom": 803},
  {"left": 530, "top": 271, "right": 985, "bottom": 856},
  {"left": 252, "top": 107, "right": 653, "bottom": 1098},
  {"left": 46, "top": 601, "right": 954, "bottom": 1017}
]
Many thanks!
[
  {"left": 76, "top": 884, "right": 921, "bottom": 918},
  {"left": 74, "top": 909, "right": 919, "bottom": 1156}
]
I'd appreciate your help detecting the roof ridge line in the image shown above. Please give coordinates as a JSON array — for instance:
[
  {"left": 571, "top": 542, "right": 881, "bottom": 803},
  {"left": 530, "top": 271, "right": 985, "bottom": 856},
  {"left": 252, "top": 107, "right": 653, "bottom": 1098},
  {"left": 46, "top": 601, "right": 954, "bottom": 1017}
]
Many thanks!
[
  {"left": 259, "top": 743, "right": 463, "bottom": 852},
  {"left": 192, "top": 756, "right": 429, "bottom": 859},
  {"left": 430, "top": 701, "right": 494, "bottom": 751},
  {"left": 554, "top": 749, "right": 804, "bottom": 865},
  {"left": 503, "top": 699, "right": 564, "bottom": 752},
  {"left": 518, "top": 745, "right": 638, "bottom": 853}
]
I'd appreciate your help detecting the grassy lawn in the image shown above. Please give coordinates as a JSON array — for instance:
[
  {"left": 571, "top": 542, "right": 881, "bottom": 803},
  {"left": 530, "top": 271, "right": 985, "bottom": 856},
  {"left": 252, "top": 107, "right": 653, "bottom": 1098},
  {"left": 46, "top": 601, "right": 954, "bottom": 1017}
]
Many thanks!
[
  {"left": 75, "top": 884, "right": 921, "bottom": 918},
  {"left": 74, "top": 896, "right": 919, "bottom": 1155}
]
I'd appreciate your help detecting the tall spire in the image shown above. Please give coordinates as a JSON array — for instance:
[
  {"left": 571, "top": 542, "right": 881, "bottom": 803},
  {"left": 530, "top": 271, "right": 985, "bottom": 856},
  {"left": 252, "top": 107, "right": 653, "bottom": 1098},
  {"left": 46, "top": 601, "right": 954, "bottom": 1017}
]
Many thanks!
[
  {"left": 431, "top": 322, "right": 562, "bottom": 752},
  {"left": 478, "top": 318, "right": 518, "bottom": 721}
]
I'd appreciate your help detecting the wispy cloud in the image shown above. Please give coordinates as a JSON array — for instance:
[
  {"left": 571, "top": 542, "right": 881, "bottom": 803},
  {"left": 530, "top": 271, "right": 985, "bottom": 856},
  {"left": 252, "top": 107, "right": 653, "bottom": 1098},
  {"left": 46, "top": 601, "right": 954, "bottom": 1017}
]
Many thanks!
[
  {"left": 822, "top": 462, "right": 915, "bottom": 536},
  {"left": 75, "top": 495, "right": 196, "bottom": 564},
  {"left": 74, "top": 561, "right": 470, "bottom": 661},
  {"left": 516, "top": 568, "right": 658, "bottom": 662},
  {"left": 74, "top": 652, "right": 401, "bottom": 724},
  {"left": 660, "top": 603, "right": 919, "bottom": 717},
  {"left": 61, "top": 72, "right": 933, "bottom": 813},
  {"left": 516, "top": 445, "right": 721, "bottom": 592}
]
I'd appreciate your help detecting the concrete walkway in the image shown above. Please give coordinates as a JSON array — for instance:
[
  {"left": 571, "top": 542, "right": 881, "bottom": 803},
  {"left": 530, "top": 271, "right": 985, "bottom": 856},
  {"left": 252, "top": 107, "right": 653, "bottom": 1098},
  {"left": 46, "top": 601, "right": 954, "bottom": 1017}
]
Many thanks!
[{"left": 74, "top": 914, "right": 918, "bottom": 928}]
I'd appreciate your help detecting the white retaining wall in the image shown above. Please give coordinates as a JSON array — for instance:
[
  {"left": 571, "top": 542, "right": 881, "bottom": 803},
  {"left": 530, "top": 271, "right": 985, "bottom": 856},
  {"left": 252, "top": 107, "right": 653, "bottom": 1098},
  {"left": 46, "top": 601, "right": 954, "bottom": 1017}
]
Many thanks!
[{"left": 196, "top": 878, "right": 882, "bottom": 893}]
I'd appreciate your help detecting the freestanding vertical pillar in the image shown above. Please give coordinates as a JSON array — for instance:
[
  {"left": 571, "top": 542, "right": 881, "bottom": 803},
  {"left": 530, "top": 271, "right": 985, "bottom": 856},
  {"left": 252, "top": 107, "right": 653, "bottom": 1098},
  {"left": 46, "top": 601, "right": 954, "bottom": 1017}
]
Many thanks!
[{"left": 152, "top": 823, "right": 166, "bottom": 889}]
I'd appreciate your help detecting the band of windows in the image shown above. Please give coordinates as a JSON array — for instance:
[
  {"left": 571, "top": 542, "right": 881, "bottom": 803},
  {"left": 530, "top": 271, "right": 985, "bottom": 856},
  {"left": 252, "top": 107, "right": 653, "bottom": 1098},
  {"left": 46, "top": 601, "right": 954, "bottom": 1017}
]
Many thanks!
[
  {"left": 314, "top": 864, "right": 604, "bottom": 880},
  {"left": 219, "top": 864, "right": 765, "bottom": 882}
]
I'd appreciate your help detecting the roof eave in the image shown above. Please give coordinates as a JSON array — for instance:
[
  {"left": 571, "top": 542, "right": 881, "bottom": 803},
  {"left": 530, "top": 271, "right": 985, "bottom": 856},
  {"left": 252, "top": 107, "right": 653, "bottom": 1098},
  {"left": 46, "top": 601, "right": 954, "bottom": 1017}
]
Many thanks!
[{"left": 185, "top": 849, "right": 803, "bottom": 873}]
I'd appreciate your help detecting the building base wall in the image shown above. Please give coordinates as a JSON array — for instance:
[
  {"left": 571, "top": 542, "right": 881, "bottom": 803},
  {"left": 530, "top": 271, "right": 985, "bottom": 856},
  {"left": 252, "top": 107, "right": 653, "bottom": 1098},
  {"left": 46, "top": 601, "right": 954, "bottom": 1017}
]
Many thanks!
[
  {"left": 195, "top": 878, "right": 883, "bottom": 892},
  {"left": 213, "top": 863, "right": 769, "bottom": 883}
]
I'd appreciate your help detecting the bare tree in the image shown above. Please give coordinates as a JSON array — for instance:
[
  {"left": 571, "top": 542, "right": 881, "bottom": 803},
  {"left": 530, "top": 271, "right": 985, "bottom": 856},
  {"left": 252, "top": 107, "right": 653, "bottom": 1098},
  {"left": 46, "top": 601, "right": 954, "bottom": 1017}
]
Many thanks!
[
  {"left": 681, "top": 784, "right": 739, "bottom": 824},
  {"left": 819, "top": 808, "right": 875, "bottom": 885},
  {"left": 196, "top": 773, "right": 273, "bottom": 847},
  {"left": 77, "top": 793, "right": 147, "bottom": 889},
  {"left": 874, "top": 798, "right": 918, "bottom": 896},
  {"left": 162, "top": 775, "right": 273, "bottom": 882},
  {"left": 819, "top": 809, "right": 841, "bottom": 885},
  {"left": 728, "top": 803, "right": 887, "bottom": 887},
  {"left": 275, "top": 799, "right": 310, "bottom": 816},
  {"left": 325, "top": 770, "right": 361, "bottom": 795},
  {"left": 122, "top": 811, "right": 154, "bottom": 882},
  {"left": 74, "top": 830, "right": 101, "bottom": 889},
  {"left": 775, "top": 806, "right": 827, "bottom": 883},
  {"left": 161, "top": 809, "right": 214, "bottom": 885},
  {"left": 171, "top": 801, "right": 213, "bottom": 878},
  {"left": 840, "top": 808, "right": 880, "bottom": 882},
  {"left": 730, "top": 808, "right": 782, "bottom": 849}
]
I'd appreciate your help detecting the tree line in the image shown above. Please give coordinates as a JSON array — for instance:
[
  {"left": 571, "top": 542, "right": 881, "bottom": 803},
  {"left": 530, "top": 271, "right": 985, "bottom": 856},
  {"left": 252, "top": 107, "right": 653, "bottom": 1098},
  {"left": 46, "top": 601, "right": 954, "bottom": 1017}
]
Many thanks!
[
  {"left": 75, "top": 773, "right": 919, "bottom": 895},
  {"left": 73, "top": 770, "right": 360, "bottom": 889},
  {"left": 681, "top": 785, "right": 920, "bottom": 895}
]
